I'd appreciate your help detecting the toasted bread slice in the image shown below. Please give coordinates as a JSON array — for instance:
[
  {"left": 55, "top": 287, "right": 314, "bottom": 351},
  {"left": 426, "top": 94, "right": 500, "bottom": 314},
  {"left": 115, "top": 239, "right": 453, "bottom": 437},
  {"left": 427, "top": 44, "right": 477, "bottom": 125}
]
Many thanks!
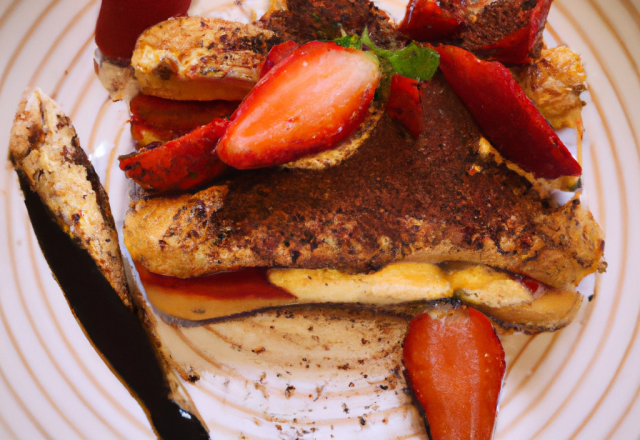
[
  {"left": 124, "top": 74, "right": 604, "bottom": 289},
  {"left": 8, "top": 93, "right": 573, "bottom": 333},
  {"left": 131, "top": 17, "right": 278, "bottom": 101},
  {"left": 9, "top": 89, "right": 130, "bottom": 306}
]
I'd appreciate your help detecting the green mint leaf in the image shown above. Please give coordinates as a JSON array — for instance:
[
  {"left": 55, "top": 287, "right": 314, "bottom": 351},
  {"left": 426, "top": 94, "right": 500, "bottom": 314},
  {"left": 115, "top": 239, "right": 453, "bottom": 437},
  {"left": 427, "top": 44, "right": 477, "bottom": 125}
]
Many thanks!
[
  {"left": 361, "top": 28, "right": 439, "bottom": 81},
  {"left": 333, "top": 34, "right": 362, "bottom": 50},
  {"left": 361, "top": 27, "right": 393, "bottom": 59},
  {"left": 388, "top": 43, "right": 439, "bottom": 81}
]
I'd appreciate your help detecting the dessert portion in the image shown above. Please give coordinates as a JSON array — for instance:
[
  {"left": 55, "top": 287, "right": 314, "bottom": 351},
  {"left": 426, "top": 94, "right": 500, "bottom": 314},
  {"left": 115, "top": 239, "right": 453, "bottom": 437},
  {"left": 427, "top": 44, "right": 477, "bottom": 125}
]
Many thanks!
[
  {"left": 113, "top": 0, "right": 602, "bottom": 433},
  {"left": 124, "top": 74, "right": 602, "bottom": 286},
  {"left": 10, "top": 0, "right": 607, "bottom": 438},
  {"left": 123, "top": 70, "right": 599, "bottom": 335}
]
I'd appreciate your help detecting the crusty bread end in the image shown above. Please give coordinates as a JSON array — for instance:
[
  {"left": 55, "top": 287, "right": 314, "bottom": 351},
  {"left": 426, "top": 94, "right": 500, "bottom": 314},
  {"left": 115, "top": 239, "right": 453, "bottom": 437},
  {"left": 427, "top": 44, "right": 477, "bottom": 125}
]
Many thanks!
[{"left": 9, "top": 89, "right": 130, "bottom": 306}]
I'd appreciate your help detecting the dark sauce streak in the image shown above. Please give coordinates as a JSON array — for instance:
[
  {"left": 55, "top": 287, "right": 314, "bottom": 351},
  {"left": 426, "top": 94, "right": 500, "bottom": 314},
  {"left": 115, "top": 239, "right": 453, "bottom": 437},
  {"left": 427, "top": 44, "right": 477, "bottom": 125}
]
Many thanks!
[{"left": 17, "top": 171, "right": 209, "bottom": 440}]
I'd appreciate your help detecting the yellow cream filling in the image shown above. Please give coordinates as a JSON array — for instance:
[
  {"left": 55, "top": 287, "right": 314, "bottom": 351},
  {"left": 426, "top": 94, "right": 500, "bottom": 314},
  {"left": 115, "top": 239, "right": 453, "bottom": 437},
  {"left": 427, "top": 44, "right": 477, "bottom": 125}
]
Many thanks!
[{"left": 267, "top": 262, "right": 534, "bottom": 309}]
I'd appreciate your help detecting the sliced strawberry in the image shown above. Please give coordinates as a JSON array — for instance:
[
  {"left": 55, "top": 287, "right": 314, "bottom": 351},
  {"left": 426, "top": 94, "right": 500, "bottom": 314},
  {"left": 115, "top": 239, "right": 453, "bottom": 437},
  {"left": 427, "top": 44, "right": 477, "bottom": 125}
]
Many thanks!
[
  {"left": 259, "top": 41, "right": 300, "bottom": 78},
  {"left": 386, "top": 74, "right": 421, "bottom": 138},
  {"left": 403, "top": 306, "right": 506, "bottom": 440},
  {"left": 399, "top": 0, "right": 465, "bottom": 42},
  {"left": 129, "top": 95, "right": 238, "bottom": 147},
  {"left": 435, "top": 44, "right": 581, "bottom": 179},
  {"left": 217, "top": 41, "right": 381, "bottom": 169},
  {"left": 478, "top": 0, "right": 552, "bottom": 64},
  {"left": 119, "top": 118, "right": 229, "bottom": 192},
  {"left": 130, "top": 94, "right": 239, "bottom": 132}
]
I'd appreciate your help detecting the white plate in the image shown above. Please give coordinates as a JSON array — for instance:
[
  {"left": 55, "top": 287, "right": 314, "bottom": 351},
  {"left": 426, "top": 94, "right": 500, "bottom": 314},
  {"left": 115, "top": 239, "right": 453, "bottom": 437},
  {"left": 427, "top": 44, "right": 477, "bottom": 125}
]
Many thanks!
[{"left": 1, "top": 0, "right": 639, "bottom": 438}]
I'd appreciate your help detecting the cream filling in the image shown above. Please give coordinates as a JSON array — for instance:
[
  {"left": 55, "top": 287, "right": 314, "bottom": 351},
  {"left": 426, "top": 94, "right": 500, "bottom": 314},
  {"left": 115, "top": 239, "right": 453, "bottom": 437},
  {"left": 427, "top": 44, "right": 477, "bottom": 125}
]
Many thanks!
[{"left": 267, "top": 262, "right": 537, "bottom": 309}]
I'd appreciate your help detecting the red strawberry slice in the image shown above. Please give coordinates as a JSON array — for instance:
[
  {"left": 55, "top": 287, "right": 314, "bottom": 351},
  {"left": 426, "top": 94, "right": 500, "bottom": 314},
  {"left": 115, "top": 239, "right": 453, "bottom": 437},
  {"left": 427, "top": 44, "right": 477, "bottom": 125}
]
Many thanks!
[
  {"left": 129, "top": 94, "right": 239, "bottom": 146},
  {"left": 217, "top": 41, "right": 381, "bottom": 169},
  {"left": 259, "top": 41, "right": 300, "bottom": 78},
  {"left": 130, "top": 94, "right": 239, "bottom": 132},
  {"left": 435, "top": 44, "right": 581, "bottom": 179},
  {"left": 403, "top": 306, "right": 506, "bottom": 440},
  {"left": 399, "top": 0, "right": 465, "bottom": 42},
  {"left": 386, "top": 74, "right": 421, "bottom": 138},
  {"left": 119, "top": 118, "right": 229, "bottom": 192}
]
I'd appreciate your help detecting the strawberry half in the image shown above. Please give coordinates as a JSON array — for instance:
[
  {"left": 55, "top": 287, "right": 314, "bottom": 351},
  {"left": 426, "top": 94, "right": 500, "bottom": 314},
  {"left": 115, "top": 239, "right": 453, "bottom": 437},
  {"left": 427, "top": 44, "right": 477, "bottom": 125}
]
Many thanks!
[
  {"left": 217, "top": 41, "right": 381, "bottom": 169},
  {"left": 403, "top": 306, "right": 506, "bottom": 440}
]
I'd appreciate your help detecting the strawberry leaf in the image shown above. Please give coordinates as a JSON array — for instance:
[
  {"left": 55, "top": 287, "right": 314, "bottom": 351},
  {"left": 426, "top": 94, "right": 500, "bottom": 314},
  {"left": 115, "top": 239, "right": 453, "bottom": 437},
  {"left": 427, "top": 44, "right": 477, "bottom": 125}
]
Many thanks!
[
  {"left": 359, "top": 28, "right": 439, "bottom": 81},
  {"left": 389, "top": 42, "right": 439, "bottom": 81}
]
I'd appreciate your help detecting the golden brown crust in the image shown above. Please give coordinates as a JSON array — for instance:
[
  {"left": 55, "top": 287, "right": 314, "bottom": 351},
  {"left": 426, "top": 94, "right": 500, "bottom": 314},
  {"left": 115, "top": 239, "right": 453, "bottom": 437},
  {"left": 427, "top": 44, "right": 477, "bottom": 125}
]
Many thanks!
[
  {"left": 512, "top": 46, "right": 587, "bottom": 130},
  {"left": 132, "top": 17, "right": 278, "bottom": 101},
  {"left": 124, "top": 185, "right": 229, "bottom": 274},
  {"left": 9, "top": 89, "right": 130, "bottom": 306},
  {"left": 124, "top": 75, "right": 604, "bottom": 288},
  {"left": 476, "top": 288, "right": 584, "bottom": 334}
]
